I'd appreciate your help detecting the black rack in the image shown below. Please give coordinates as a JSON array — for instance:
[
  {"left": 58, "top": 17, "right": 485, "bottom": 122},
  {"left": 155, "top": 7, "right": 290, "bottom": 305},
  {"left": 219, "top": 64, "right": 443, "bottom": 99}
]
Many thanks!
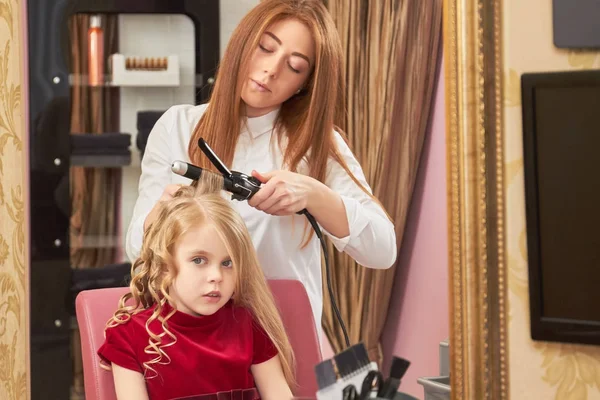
[{"left": 27, "top": 1, "right": 219, "bottom": 398}]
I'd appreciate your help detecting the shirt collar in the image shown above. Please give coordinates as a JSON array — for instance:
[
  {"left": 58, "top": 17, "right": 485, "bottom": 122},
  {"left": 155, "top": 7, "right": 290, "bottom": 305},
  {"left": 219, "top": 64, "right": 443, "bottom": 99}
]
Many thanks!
[
  {"left": 162, "top": 300, "right": 232, "bottom": 329},
  {"left": 242, "top": 107, "right": 279, "bottom": 139}
]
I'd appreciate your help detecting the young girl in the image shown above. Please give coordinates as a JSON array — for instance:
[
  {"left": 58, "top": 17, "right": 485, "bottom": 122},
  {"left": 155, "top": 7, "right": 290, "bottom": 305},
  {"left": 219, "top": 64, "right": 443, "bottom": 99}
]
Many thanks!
[{"left": 98, "top": 181, "right": 295, "bottom": 400}]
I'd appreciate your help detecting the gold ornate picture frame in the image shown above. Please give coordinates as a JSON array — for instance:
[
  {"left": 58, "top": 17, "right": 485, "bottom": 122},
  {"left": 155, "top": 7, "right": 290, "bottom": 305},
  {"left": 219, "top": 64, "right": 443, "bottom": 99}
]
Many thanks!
[{"left": 444, "top": 0, "right": 508, "bottom": 399}]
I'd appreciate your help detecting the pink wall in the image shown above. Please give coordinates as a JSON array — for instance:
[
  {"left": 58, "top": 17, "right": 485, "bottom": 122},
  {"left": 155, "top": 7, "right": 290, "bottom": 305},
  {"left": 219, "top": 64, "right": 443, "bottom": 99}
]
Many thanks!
[{"left": 381, "top": 54, "right": 448, "bottom": 398}]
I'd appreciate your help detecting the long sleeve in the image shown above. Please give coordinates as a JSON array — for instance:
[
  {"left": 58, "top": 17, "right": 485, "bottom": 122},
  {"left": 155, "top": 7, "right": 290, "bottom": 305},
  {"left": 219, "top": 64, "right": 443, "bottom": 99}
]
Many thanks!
[
  {"left": 125, "top": 108, "right": 175, "bottom": 262},
  {"left": 323, "top": 132, "right": 398, "bottom": 269}
]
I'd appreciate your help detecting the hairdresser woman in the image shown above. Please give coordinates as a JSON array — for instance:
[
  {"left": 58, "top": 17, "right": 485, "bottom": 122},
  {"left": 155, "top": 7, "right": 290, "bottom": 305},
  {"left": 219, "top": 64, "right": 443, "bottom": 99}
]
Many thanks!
[{"left": 125, "top": 0, "right": 397, "bottom": 330}]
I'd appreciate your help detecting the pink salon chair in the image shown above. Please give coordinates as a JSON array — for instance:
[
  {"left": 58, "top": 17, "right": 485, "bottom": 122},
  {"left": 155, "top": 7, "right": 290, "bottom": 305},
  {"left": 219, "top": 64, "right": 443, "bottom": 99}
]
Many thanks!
[{"left": 75, "top": 279, "right": 322, "bottom": 400}]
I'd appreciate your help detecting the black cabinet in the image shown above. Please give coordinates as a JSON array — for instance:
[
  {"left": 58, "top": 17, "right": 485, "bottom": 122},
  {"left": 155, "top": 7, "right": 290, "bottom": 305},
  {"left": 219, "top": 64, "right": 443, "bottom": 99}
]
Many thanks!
[{"left": 27, "top": 1, "right": 219, "bottom": 398}]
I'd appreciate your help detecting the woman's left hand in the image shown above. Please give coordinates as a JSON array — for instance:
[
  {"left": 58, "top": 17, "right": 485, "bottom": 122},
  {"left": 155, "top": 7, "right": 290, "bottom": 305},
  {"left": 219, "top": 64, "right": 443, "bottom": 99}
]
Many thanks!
[{"left": 248, "top": 170, "right": 316, "bottom": 216}]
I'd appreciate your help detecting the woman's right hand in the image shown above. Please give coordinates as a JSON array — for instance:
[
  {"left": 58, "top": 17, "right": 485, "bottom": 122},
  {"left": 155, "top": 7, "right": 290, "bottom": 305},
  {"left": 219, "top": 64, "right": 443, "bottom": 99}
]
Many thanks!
[{"left": 143, "top": 184, "right": 183, "bottom": 231}]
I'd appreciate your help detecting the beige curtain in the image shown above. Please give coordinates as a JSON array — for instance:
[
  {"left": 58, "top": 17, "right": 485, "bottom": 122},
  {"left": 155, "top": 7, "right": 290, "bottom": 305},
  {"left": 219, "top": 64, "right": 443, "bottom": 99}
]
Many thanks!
[
  {"left": 69, "top": 14, "right": 120, "bottom": 269},
  {"left": 322, "top": 0, "right": 443, "bottom": 364}
]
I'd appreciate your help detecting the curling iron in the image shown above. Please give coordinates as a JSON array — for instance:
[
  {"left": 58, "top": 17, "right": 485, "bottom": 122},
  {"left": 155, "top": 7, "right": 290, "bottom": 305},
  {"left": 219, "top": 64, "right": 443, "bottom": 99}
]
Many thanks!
[{"left": 171, "top": 138, "right": 351, "bottom": 348}]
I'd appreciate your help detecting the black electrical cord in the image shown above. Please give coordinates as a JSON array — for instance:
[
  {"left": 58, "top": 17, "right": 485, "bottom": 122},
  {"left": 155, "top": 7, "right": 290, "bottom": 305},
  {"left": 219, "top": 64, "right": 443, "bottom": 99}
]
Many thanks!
[
  {"left": 172, "top": 157, "right": 351, "bottom": 348},
  {"left": 301, "top": 210, "right": 351, "bottom": 348}
]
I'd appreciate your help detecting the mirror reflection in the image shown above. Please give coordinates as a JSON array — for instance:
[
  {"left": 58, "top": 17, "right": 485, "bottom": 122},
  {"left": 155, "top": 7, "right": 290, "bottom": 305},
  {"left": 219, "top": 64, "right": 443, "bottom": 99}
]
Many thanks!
[{"left": 23, "top": 1, "right": 447, "bottom": 399}]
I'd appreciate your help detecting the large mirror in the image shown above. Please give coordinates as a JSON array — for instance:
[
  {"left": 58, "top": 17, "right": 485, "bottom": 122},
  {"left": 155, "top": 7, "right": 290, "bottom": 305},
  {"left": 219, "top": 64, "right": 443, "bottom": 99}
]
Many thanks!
[
  {"left": 27, "top": 2, "right": 218, "bottom": 398},
  {"left": 3, "top": 0, "right": 449, "bottom": 399},
  {"left": 6, "top": 0, "right": 600, "bottom": 398}
]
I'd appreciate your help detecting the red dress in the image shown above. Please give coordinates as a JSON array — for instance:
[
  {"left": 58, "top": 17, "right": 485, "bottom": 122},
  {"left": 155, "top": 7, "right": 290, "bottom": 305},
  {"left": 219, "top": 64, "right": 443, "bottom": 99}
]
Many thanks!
[{"left": 98, "top": 300, "right": 278, "bottom": 400}]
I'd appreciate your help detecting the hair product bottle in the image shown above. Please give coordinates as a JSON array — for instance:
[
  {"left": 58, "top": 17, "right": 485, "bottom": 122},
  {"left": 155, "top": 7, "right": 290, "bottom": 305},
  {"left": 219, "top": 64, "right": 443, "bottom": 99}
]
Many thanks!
[{"left": 88, "top": 15, "right": 104, "bottom": 86}]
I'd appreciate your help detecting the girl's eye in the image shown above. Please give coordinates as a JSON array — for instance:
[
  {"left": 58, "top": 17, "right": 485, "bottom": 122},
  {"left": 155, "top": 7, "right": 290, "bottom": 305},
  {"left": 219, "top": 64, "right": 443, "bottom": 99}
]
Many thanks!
[
  {"left": 192, "top": 257, "right": 206, "bottom": 265},
  {"left": 258, "top": 44, "right": 273, "bottom": 53},
  {"left": 222, "top": 260, "right": 233, "bottom": 269}
]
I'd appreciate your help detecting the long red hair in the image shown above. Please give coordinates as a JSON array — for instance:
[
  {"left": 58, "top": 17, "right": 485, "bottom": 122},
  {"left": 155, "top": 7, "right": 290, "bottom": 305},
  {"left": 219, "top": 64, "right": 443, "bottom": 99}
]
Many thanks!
[{"left": 189, "top": 0, "right": 357, "bottom": 188}]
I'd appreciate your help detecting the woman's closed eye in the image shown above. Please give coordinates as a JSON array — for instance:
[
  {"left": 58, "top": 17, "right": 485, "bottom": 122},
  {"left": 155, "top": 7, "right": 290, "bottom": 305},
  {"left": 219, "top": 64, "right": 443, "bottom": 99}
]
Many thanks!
[
  {"left": 288, "top": 63, "right": 301, "bottom": 74},
  {"left": 259, "top": 43, "right": 302, "bottom": 74},
  {"left": 259, "top": 43, "right": 273, "bottom": 53}
]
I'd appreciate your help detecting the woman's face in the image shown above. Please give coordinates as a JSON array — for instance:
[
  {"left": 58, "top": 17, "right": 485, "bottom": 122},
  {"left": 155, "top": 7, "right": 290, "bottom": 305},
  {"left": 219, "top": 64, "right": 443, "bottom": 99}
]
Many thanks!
[{"left": 241, "top": 18, "right": 315, "bottom": 117}]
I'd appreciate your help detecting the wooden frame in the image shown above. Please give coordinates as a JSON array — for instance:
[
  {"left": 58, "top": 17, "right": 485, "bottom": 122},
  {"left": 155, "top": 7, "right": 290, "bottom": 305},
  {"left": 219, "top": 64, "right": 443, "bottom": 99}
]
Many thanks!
[{"left": 444, "top": 0, "right": 508, "bottom": 398}]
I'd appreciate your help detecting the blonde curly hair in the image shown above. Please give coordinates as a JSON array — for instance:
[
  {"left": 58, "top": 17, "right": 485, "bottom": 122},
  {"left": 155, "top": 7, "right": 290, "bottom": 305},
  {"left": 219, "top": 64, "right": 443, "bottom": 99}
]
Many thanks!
[{"left": 102, "top": 174, "right": 295, "bottom": 386}]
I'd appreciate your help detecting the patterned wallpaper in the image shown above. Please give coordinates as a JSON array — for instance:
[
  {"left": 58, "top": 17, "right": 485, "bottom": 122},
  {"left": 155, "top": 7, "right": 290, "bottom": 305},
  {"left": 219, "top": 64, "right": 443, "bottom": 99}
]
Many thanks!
[
  {"left": 0, "top": 0, "right": 28, "bottom": 399},
  {"left": 503, "top": 0, "right": 600, "bottom": 399},
  {"left": 3, "top": 0, "right": 600, "bottom": 398}
]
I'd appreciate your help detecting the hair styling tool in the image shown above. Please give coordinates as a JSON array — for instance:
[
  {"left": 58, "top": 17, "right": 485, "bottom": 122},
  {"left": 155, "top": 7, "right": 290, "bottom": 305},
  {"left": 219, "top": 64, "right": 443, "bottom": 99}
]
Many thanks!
[
  {"left": 315, "top": 342, "right": 379, "bottom": 400},
  {"left": 359, "top": 370, "right": 383, "bottom": 399},
  {"left": 377, "top": 357, "right": 411, "bottom": 399},
  {"left": 171, "top": 138, "right": 350, "bottom": 348},
  {"left": 342, "top": 385, "right": 358, "bottom": 400},
  {"left": 314, "top": 352, "right": 410, "bottom": 400},
  {"left": 315, "top": 359, "right": 338, "bottom": 392}
]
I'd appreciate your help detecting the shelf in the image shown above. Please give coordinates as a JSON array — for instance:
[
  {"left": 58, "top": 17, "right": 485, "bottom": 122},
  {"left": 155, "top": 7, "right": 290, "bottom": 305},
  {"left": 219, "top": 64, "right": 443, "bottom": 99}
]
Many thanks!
[
  {"left": 110, "top": 53, "right": 180, "bottom": 86},
  {"left": 68, "top": 73, "right": 205, "bottom": 88},
  {"left": 31, "top": 332, "right": 71, "bottom": 348},
  {"left": 67, "top": 54, "right": 210, "bottom": 88},
  {"left": 71, "top": 154, "right": 131, "bottom": 167},
  {"left": 74, "top": 234, "right": 124, "bottom": 249},
  {"left": 70, "top": 133, "right": 132, "bottom": 167}
]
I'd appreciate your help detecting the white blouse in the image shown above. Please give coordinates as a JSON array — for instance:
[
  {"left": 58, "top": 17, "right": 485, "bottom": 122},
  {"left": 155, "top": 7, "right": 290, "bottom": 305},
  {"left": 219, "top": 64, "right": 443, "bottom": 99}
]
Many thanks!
[{"left": 126, "top": 103, "right": 397, "bottom": 331}]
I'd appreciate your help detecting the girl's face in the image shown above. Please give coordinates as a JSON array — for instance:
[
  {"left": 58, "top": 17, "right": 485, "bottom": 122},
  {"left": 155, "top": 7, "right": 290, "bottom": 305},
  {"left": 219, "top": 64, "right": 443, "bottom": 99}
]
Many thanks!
[
  {"left": 241, "top": 18, "right": 315, "bottom": 117},
  {"left": 169, "top": 223, "right": 236, "bottom": 316}
]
